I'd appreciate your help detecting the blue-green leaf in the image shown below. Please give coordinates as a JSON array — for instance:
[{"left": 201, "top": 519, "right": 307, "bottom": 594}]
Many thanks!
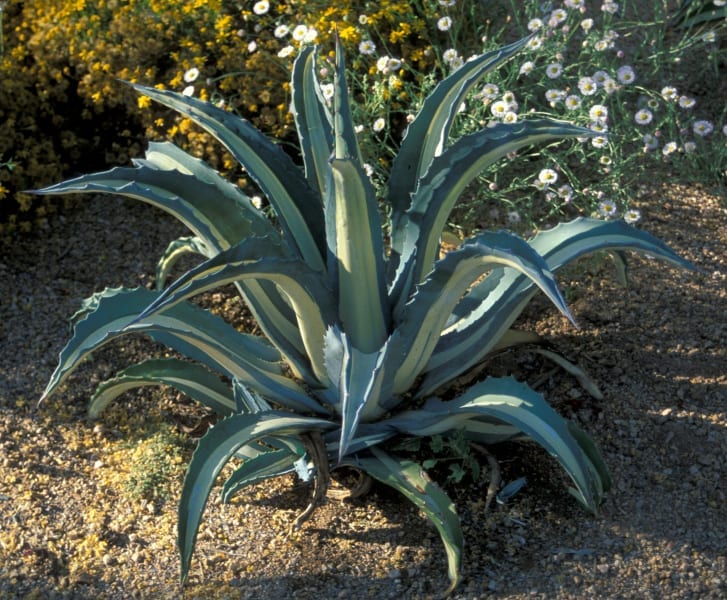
[
  {"left": 392, "top": 230, "right": 572, "bottom": 393},
  {"left": 394, "top": 377, "right": 608, "bottom": 512},
  {"left": 327, "top": 158, "right": 389, "bottom": 352},
  {"left": 155, "top": 236, "right": 211, "bottom": 290},
  {"left": 422, "top": 218, "right": 695, "bottom": 395},
  {"left": 130, "top": 83, "right": 326, "bottom": 270},
  {"left": 41, "top": 287, "right": 326, "bottom": 415},
  {"left": 221, "top": 447, "right": 299, "bottom": 504},
  {"left": 387, "top": 36, "right": 531, "bottom": 246},
  {"left": 291, "top": 45, "right": 334, "bottom": 198},
  {"left": 136, "top": 237, "right": 337, "bottom": 385},
  {"left": 35, "top": 142, "right": 275, "bottom": 253},
  {"left": 332, "top": 34, "right": 364, "bottom": 164},
  {"left": 390, "top": 119, "right": 595, "bottom": 301},
  {"left": 89, "top": 358, "right": 235, "bottom": 418},
  {"left": 344, "top": 448, "right": 463, "bottom": 596},
  {"left": 178, "top": 412, "right": 335, "bottom": 581}
]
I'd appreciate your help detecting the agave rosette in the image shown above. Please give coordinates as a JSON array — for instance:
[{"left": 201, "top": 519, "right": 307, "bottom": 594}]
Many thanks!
[{"left": 38, "top": 36, "right": 693, "bottom": 593}]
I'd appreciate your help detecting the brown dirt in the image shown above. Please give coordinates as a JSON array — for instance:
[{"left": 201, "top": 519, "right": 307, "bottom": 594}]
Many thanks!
[{"left": 0, "top": 180, "right": 725, "bottom": 599}]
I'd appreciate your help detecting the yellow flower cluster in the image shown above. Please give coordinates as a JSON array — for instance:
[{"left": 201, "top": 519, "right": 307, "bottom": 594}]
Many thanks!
[{"left": 0, "top": 0, "right": 464, "bottom": 234}]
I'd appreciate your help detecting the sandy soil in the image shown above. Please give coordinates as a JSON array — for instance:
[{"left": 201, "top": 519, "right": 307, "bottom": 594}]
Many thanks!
[{"left": 0, "top": 180, "right": 725, "bottom": 599}]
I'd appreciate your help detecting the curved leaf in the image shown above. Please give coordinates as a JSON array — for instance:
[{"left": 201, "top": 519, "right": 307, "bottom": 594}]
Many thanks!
[
  {"left": 35, "top": 144, "right": 275, "bottom": 253},
  {"left": 344, "top": 448, "right": 463, "bottom": 596},
  {"left": 392, "top": 230, "right": 573, "bottom": 394},
  {"left": 390, "top": 119, "right": 595, "bottom": 302},
  {"left": 156, "top": 236, "right": 211, "bottom": 290},
  {"left": 422, "top": 218, "right": 694, "bottom": 395},
  {"left": 130, "top": 83, "right": 326, "bottom": 271},
  {"left": 221, "top": 447, "right": 299, "bottom": 504},
  {"left": 137, "top": 238, "right": 337, "bottom": 385},
  {"left": 178, "top": 412, "right": 335, "bottom": 581},
  {"left": 291, "top": 45, "right": 334, "bottom": 198},
  {"left": 41, "top": 287, "right": 327, "bottom": 415},
  {"left": 387, "top": 35, "right": 531, "bottom": 257},
  {"left": 395, "top": 377, "right": 608, "bottom": 512},
  {"left": 89, "top": 358, "right": 235, "bottom": 418}
]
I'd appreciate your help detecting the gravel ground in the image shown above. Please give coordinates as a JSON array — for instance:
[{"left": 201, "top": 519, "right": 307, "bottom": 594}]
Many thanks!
[{"left": 0, "top": 180, "right": 725, "bottom": 599}]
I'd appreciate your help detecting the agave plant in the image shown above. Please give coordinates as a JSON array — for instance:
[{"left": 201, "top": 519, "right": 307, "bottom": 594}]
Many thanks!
[{"left": 37, "top": 36, "right": 692, "bottom": 594}]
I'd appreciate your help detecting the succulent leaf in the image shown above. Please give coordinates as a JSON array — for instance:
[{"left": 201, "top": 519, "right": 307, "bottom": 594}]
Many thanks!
[
  {"left": 393, "top": 230, "right": 573, "bottom": 394},
  {"left": 422, "top": 218, "right": 695, "bottom": 395},
  {"left": 406, "top": 377, "right": 606, "bottom": 512},
  {"left": 156, "top": 236, "right": 211, "bottom": 290},
  {"left": 390, "top": 119, "right": 596, "bottom": 300},
  {"left": 42, "top": 287, "right": 326, "bottom": 414},
  {"left": 130, "top": 83, "right": 327, "bottom": 270},
  {"left": 34, "top": 163, "right": 269, "bottom": 253},
  {"left": 179, "top": 412, "right": 335, "bottom": 581},
  {"left": 291, "top": 45, "right": 334, "bottom": 198},
  {"left": 387, "top": 36, "right": 531, "bottom": 250},
  {"left": 346, "top": 448, "right": 463, "bottom": 595},
  {"left": 221, "top": 448, "right": 299, "bottom": 504},
  {"left": 327, "top": 158, "right": 389, "bottom": 352},
  {"left": 89, "top": 358, "right": 235, "bottom": 419},
  {"left": 137, "top": 237, "right": 337, "bottom": 385},
  {"left": 332, "top": 33, "right": 364, "bottom": 164}
]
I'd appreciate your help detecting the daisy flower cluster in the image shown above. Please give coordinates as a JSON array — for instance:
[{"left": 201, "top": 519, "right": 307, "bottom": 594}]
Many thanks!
[
  {"left": 1, "top": 0, "right": 724, "bottom": 235},
  {"left": 437, "top": 0, "right": 724, "bottom": 229}
]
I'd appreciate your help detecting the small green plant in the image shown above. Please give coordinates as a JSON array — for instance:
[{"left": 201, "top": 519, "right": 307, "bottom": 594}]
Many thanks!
[
  {"left": 123, "top": 422, "right": 187, "bottom": 503},
  {"left": 671, "top": 0, "right": 727, "bottom": 28},
  {"left": 38, "top": 36, "right": 692, "bottom": 594}
]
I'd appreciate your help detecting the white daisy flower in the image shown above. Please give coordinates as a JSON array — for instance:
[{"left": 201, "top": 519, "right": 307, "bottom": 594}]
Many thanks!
[
  {"left": 623, "top": 209, "right": 641, "bottom": 224},
  {"left": 253, "top": 0, "right": 270, "bottom": 15},
  {"left": 274, "top": 24, "right": 290, "bottom": 38},
  {"left": 634, "top": 109, "right": 653, "bottom": 125},
  {"left": 598, "top": 199, "right": 617, "bottom": 217},
  {"left": 303, "top": 27, "right": 318, "bottom": 43},
  {"left": 693, "top": 120, "right": 714, "bottom": 136},
  {"left": 589, "top": 104, "right": 608, "bottom": 122},
  {"left": 373, "top": 118, "right": 386, "bottom": 133},
  {"left": 662, "top": 141, "right": 678, "bottom": 155},
  {"left": 519, "top": 61, "right": 535, "bottom": 76},
  {"left": 592, "top": 70, "right": 611, "bottom": 87},
  {"left": 442, "top": 48, "right": 459, "bottom": 64},
  {"left": 546, "top": 63, "right": 563, "bottom": 79},
  {"left": 526, "top": 36, "right": 543, "bottom": 50},
  {"left": 490, "top": 100, "right": 509, "bottom": 118},
  {"left": 578, "top": 77, "right": 597, "bottom": 96},
  {"left": 292, "top": 25, "right": 308, "bottom": 41},
  {"left": 616, "top": 65, "right": 636, "bottom": 84},
  {"left": 642, "top": 133, "right": 659, "bottom": 151},
  {"left": 565, "top": 95, "right": 582, "bottom": 110},
  {"left": 437, "top": 16, "right": 453, "bottom": 31},
  {"left": 545, "top": 89, "right": 565, "bottom": 104},
  {"left": 661, "top": 86, "right": 678, "bottom": 101},
  {"left": 183, "top": 67, "right": 200, "bottom": 83},
  {"left": 359, "top": 40, "right": 376, "bottom": 55},
  {"left": 538, "top": 168, "right": 558, "bottom": 185}
]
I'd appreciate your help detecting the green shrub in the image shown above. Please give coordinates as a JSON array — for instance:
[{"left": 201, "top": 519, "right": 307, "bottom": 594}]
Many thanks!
[{"left": 37, "top": 35, "right": 693, "bottom": 594}]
